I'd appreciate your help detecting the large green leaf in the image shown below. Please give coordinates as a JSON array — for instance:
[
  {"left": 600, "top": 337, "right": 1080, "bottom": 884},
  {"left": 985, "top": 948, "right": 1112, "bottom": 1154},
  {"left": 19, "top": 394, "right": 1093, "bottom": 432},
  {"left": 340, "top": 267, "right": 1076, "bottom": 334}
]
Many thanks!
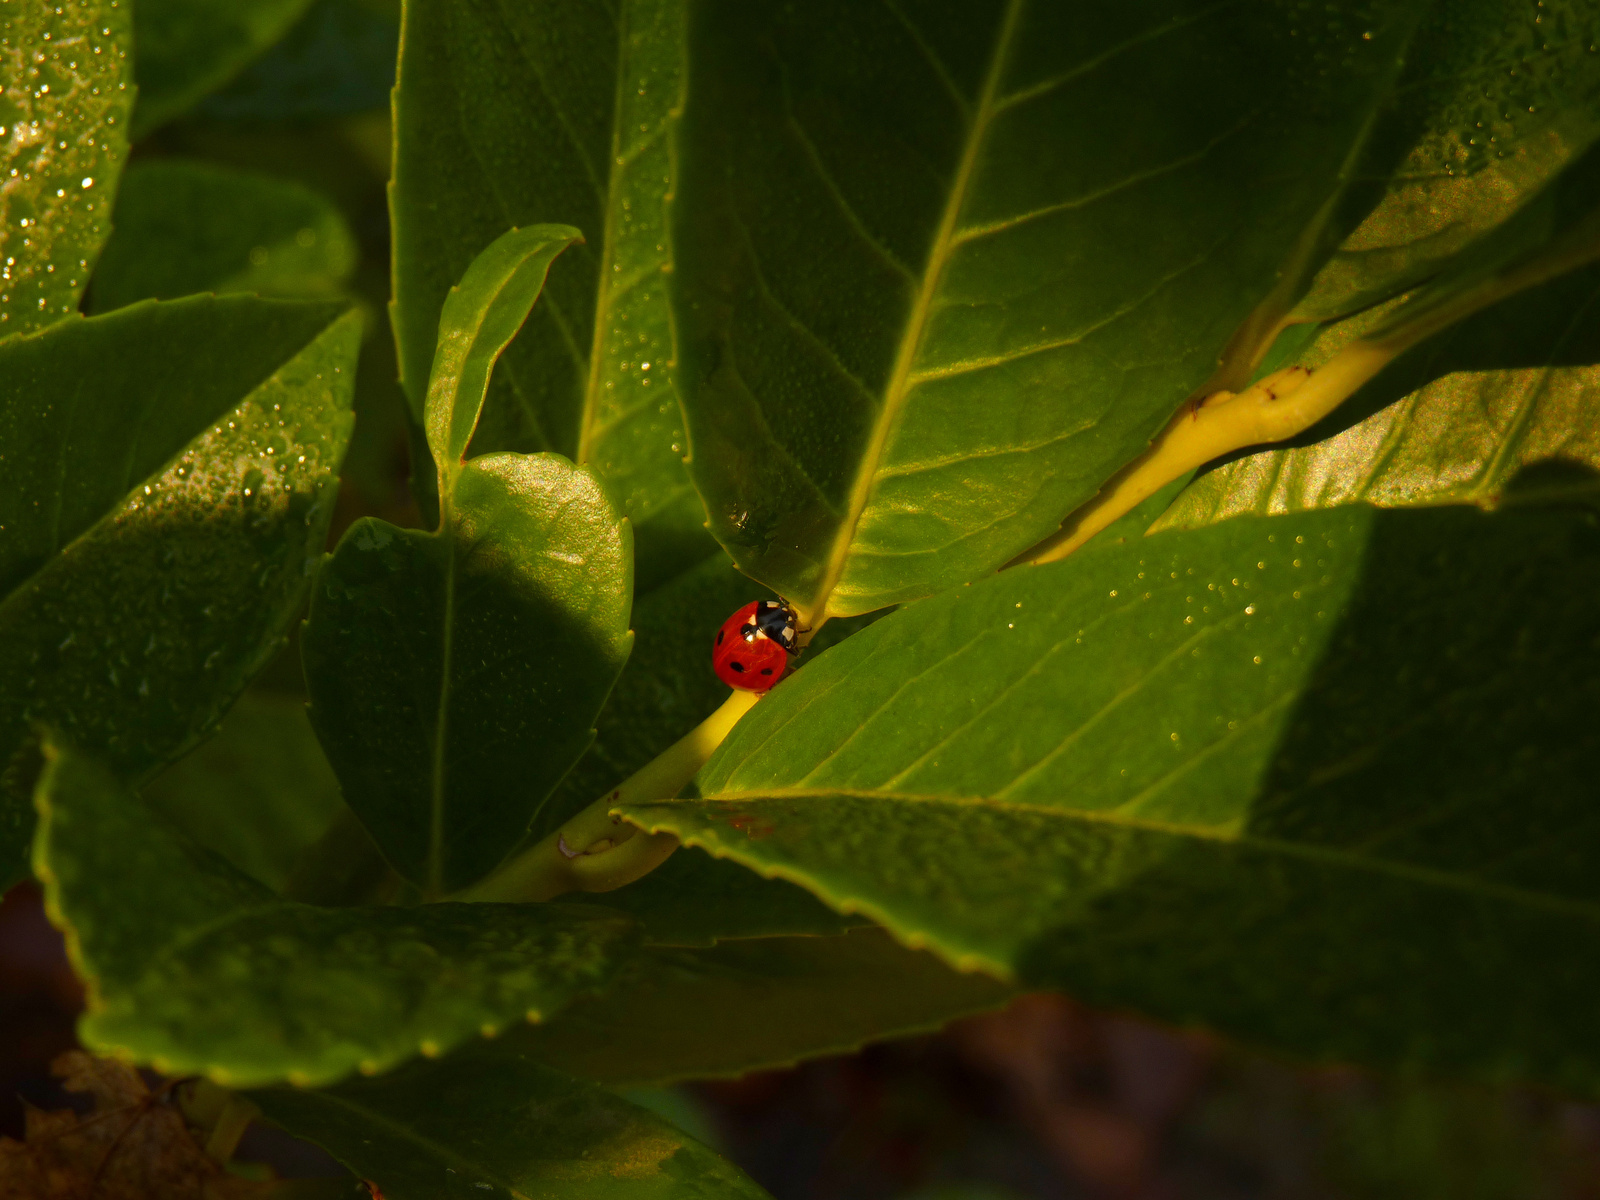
[
  {"left": 0, "top": 0, "right": 131, "bottom": 335},
  {"left": 0, "top": 297, "right": 358, "bottom": 885},
  {"left": 303, "top": 454, "right": 633, "bottom": 896},
  {"left": 131, "top": 0, "right": 316, "bottom": 136},
  {"left": 90, "top": 160, "right": 358, "bottom": 311},
  {"left": 34, "top": 738, "right": 639, "bottom": 1089},
  {"left": 670, "top": 0, "right": 1453, "bottom": 623},
  {"left": 1158, "top": 259, "right": 1600, "bottom": 530},
  {"left": 513, "top": 926, "right": 1013, "bottom": 1086},
  {"left": 140, "top": 688, "right": 347, "bottom": 896},
  {"left": 391, "top": 0, "right": 712, "bottom": 581},
  {"left": 626, "top": 502, "right": 1600, "bottom": 1090},
  {"left": 252, "top": 1040, "right": 768, "bottom": 1200}
]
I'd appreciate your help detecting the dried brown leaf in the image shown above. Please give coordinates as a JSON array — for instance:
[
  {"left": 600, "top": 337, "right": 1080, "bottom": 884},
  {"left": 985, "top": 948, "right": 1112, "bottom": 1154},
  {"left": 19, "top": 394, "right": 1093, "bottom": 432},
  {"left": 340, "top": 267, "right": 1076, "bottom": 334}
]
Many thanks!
[{"left": 0, "top": 1051, "right": 272, "bottom": 1200}]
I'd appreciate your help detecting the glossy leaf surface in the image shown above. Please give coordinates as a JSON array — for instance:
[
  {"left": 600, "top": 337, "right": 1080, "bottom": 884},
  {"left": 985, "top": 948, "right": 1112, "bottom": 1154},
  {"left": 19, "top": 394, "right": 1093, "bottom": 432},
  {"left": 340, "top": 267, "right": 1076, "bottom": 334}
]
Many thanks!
[
  {"left": 392, "top": 0, "right": 710, "bottom": 570},
  {"left": 131, "top": 0, "right": 315, "bottom": 136},
  {"left": 302, "top": 454, "right": 633, "bottom": 895},
  {"left": 253, "top": 1040, "right": 768, "bottom": 1200},
  {"left": 1159, "top": 263, "right": 1600, "bottom": 530},
  {"left": 627, "top": 503, "right": 1600, "bottom": 1089},
  {"left": 34, "top": 739, "right": 639, "bottom": 1089},
  {"left": 0, "top": 298, "right": 357, "bottom": 885},
  {"left": 0, "top": 0, "right": 130, "bottom": 335},
  {"left": 671, "top": 0, "right": 1446, "bottom": 621},
  {"left": 90, "top": 160, "right": 358, "bottom": 311},
  {"left": 515, "top": 927, "right": 1012, "bottom": 1086},
  {"left": 424, "top": 224, "right": 583, "bottom": 477},
  {"left": 140, "top": 688, "right": 346, "bottom": 895}
]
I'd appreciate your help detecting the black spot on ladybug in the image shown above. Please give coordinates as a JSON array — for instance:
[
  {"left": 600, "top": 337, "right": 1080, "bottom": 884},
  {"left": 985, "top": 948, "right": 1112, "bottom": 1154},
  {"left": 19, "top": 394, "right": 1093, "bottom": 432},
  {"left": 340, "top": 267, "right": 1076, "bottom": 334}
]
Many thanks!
[
  {"left": 716, "top": 630, "right": 724, "bottom": 645},
  {"left": 759, "top": 667, "right": 773, "bottom": 675},
  {"left": 729, "top": 660, "right": 745, "bottom": 673}
]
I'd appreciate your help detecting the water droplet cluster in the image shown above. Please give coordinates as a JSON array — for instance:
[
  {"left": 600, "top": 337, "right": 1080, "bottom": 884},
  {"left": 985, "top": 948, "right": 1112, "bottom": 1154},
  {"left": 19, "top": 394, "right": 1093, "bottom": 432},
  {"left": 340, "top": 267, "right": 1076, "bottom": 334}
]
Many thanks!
[{"left": 0, "top": 0, "right": 131, "bottom": 333}]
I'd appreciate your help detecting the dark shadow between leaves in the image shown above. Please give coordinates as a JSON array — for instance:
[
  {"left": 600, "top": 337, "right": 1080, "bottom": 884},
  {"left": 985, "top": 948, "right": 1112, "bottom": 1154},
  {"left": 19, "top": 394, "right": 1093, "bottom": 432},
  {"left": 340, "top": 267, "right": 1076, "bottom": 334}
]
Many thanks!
[{"left": 1018, "top": 489, "right": 1600, "bottom": 1090}]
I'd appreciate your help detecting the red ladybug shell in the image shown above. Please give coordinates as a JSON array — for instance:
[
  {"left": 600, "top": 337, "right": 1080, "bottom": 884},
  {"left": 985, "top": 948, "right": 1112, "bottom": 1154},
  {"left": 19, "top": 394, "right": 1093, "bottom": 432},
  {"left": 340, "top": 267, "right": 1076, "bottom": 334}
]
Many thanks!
[{"left": 713, "top": 600, "right": 796, "bottom": 692}]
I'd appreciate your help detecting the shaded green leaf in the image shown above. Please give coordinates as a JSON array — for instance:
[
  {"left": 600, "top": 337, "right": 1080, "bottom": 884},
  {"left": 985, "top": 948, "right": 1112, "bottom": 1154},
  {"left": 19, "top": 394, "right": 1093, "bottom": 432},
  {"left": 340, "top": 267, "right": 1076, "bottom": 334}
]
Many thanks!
[
  {"left": 131, "top": 0, "right": 315, "bottom": 136},
  {"left": 302, "top": 453, "right": 633, "bottom": 895},
  {"left": 252, "top": 1040, "right": 768, "bottom": 1200},
  {"left": 1291, "top": 0, "right": 1600, "bottom": 322},
  {"left": 424, "top": 225, "right": 583, "bottom": 477},
  {"left": 512, "top": 926, "right": 1013, "bottom": 1086},
  {"left": 1157, "top": 262, "right": 1600, "bottom": 531},
  {"left": 0, "top": 0, "right": 131, "bottom": 335},
  {"left": 140, "top": 688, "right": 346, "bottom": 895},
  {"left": 579, "top": 849, "right": 864, "bottom": 946},
  {"left": 671, "top": 0, "right": 1442, "bottom": 622},
  {"left": 392, "top": 0, "right": 712, "bottom": 576},
  {"left": 626, "top": 503, "right": 1600, "bottom": 1090},
  {"left": 0, "top": 297, "right": 358, "bottom": 885},
  {"left": 90, "top": 160, "right": 358, "bottom": 311},
  {"left": 195, "top": 0, "right": 400, "bottom": 122},
  {"left": 34, "top": 737, "right": 639, "bottom": 1089}
]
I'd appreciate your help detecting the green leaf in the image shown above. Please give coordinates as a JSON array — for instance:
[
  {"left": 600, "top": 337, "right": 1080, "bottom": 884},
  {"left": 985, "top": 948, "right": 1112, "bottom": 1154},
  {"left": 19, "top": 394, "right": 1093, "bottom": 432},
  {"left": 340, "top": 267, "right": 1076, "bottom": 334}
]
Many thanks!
[
  {"left": 0, "top": 297, "right": 358, "bottom": 885},
  {"left": 194, "top": 0, "right": 400, "bottom": 123},
  {"left": 139, "top": 688, "right": 346, "bottom": 895},
  {"left": 251, "top": 1041, "right": 769, "bottom": 1200},
  {"left": 670, "top": 0, "right": 1447, "bottom": 622},
  {"left": 392, "top": 0, "right": 712, "bottom": 574},
  {"left": 423, "top": 224, "right": 583, "bottom": 478},
  {"left": 89, "top": 160, "right": 358, "bottom": 311},
  {"left": 579, "top": 849, "right": 864, "bottom": 947},
  {"left": 511, "top": 926, "right": 1013, "bottom": 1086},
  {"left": 1291, "top": 0, "right": 1600, "bottom": 322},
  {"left": 131, "top": 0, "right": 316, "bottom": 136},
  {"left": 1156, "top": 264, "right": 1600, "bottom": 531},
  {"left": 34, "top": 737, "right": 640, "bottom": 1089},
  {"left": 0, "top": 0, "right": 131, "bottom": 336},
  {"left": 625, "top": 502, "right": 1600, "bottom": 1089},
  {"left": 302, "top": 453, "right": 633, "bottom": 895}
]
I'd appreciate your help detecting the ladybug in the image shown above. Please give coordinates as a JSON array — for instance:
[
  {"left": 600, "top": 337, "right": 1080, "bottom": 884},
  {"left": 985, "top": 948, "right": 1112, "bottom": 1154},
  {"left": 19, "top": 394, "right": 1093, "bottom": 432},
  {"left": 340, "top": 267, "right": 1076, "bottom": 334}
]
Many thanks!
[{"left": 713, "top": 599, "right": 800, "bottom": 692}]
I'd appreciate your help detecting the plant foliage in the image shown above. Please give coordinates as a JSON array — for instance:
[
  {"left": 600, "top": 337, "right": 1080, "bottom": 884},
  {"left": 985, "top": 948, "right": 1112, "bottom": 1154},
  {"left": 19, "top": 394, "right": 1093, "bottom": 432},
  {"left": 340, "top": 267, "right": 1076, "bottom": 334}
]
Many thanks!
[{"left": 5, "top": 0, "right": 1600, "bottom": 1195}]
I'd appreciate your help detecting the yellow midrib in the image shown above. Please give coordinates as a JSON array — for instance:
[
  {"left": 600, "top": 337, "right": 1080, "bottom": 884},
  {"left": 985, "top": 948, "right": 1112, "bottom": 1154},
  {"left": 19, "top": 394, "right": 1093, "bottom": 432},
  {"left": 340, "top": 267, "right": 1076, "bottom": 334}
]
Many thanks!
[{"left": 803, "top": 0, "right": 1025, "bottom": 627}]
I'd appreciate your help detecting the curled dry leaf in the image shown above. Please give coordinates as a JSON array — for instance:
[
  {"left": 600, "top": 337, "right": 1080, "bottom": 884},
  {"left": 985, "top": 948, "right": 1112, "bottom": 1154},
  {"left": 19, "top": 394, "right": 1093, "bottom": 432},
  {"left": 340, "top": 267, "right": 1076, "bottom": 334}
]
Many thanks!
[{"left": 0, "top": 1050, "right": 269, "bottom": 1200}]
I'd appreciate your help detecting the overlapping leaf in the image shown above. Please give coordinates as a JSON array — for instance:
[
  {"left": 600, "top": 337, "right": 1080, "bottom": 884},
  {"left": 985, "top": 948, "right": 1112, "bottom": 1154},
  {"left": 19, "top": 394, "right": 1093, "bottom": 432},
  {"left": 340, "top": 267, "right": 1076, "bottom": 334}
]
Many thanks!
[
  {"left": 671, "top": 0, "right": 1460, "bottom": 622},
  {"left": 1292, "top": 0, "right": 1600, "bottom": 322},
  {"left": 131, "top": 0, "right": 315, "bottom": 136},
  {"left": 513, "top": 927, "right": 1012, "bottom": 1085},
  {"left": 626, "top": 502, "right": 1600, "bottom": 1090},
  {"left": 1158, "top": 256, "right": 1600, "bottom": 531},
  {"left": 34, "top": 738, "right": 640, "bottom": 1089},
  {"left": 90, "top": 160, "right": 358, "bottom": 311},
  {"left": 391, "top": 0, "right": 711, "bottom": 584},
  {"left": 0, "top": 296, "right": 358, "bottom": 886},
  {"left": 303, "top": 229, "right": 633, "bottom": 896},
  {"left": 253, "top": 1039, "right": 769, "bottom": 1200},
  {"left": 0, "top": 0, "right": 131, "bottom": 336}
]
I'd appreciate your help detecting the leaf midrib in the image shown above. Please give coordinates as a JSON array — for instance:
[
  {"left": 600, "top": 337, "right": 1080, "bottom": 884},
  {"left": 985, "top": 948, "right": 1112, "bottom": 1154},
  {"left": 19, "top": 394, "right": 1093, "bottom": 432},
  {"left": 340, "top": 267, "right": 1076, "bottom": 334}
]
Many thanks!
[{"left": 803, "top": 0, "right": 1026, "bottom": 627}]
